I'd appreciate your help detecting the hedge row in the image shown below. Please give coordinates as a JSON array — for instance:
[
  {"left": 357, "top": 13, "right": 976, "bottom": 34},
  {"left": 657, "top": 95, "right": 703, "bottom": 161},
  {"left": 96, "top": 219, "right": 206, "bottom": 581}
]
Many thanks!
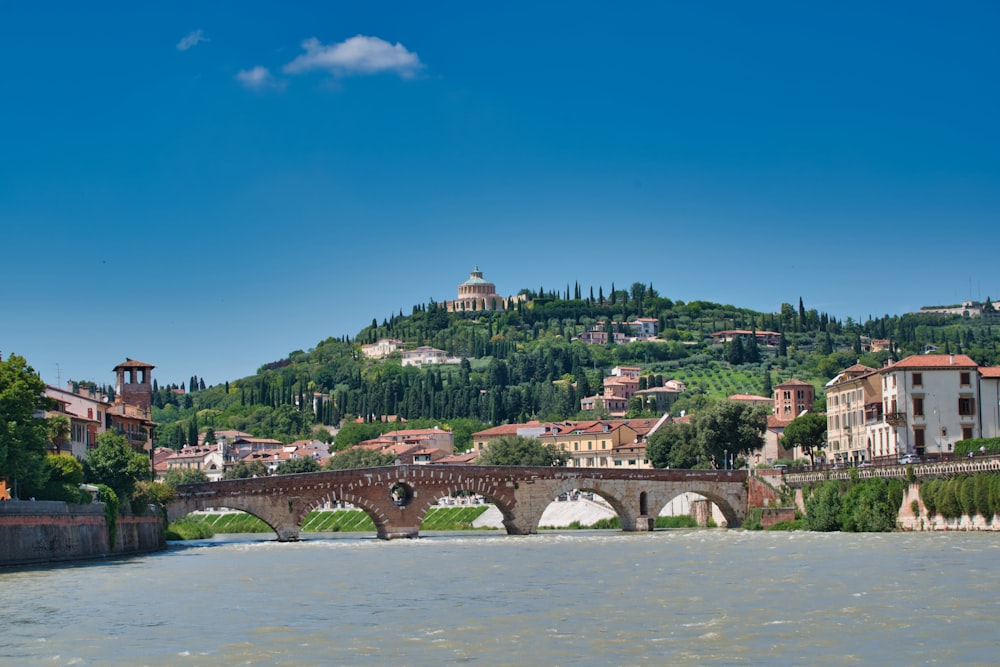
[{"left": 920, "top": 474, "right": 1000, "bottom": 520}]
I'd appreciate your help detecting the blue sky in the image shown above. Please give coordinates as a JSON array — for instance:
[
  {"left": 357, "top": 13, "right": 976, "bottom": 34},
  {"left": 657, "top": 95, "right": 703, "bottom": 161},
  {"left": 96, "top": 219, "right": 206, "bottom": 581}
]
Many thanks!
[{"left": 2, "top": 2, "right": 998, "bottom": 389}]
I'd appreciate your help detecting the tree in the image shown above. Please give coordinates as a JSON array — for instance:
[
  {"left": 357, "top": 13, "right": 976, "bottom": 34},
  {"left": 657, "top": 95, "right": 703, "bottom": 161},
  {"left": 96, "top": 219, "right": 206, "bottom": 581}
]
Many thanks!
[
  {"left": 695, "top": 400, "right": 767, "bottom": 465},
  {"left": 805, "top": 481, "right": 842, "bottom": 531},
  {"left": 478, "top": 435, "right": 567, "bottom": 466},
  {"left": 274, "top": 457, "right": 321, "bottom": 475},
  {"left": 164, "top": 468, "right": 209, "bottom": 486},
  {"left": 85, "top": 431, "right": 150, "bottom": 501},
  {"left": 324, "top": 448, "right": 397, "bottom": 470},
  {"left": 646, "top": 422, "right": 700, "bottom": 469},
  {"left": 224, "top": 460, "right": 269, "bottom": 479},
  {"left": 780, "top": 412, "right": 827, "bottom": 464},
  {"left": 0, "top": 354, "right": 51, "bottom": 498},
  {"left": 46, "top": 414, "right": 71, "bottom": 452},
  {"left": 40, "top": 454, "right": 87, "bottom": 503}
]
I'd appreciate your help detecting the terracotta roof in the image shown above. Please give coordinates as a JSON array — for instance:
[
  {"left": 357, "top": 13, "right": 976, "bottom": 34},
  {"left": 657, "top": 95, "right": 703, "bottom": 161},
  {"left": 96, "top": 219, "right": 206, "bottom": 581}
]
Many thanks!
[
  {"left": 437, "top": 452, "right": 478, "bottom": 464},
  {"left": 729, "top": 394, "right": 772, "bottom": 401},
  {"left": 114, "top": 358, "right": 155, "bottom": 370},
  {"left": 473, "top": 421, "right": 542, "bottom": 437},
  {"left": 980, "top": 367, "right": 1000, "bottom": 378},
  {"left": 887, "top": 354, "right": 979, "bottom": 370},
  {"left": 775, "top": 378, "right": 812, "bottom": 387}
]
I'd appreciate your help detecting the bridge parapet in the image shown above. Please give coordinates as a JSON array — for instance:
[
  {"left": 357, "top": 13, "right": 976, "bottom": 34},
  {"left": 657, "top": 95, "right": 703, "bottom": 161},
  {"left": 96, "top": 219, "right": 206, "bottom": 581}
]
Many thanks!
[{"left": 784, "top": 458, "right": 1000, "bottom": 488}]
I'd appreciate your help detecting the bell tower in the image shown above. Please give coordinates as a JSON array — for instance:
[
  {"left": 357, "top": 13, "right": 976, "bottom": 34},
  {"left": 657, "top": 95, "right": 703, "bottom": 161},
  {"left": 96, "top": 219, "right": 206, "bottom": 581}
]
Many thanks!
[{"left": 114, "top": 358, "right": 155, "bottom": 415}]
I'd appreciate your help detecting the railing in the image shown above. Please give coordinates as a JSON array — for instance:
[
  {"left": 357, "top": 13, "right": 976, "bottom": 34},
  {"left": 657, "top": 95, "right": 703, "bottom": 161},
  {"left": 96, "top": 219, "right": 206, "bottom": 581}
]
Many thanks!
[{"left": 884, "top": 412, "right": 906, "bottom": 426}]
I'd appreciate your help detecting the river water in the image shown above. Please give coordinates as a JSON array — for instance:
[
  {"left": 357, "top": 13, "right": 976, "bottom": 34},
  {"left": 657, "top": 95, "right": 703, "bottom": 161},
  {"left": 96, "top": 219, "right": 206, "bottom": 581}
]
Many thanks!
[{"left": 1, "top": 529, "right": 998, "bottom": 666}]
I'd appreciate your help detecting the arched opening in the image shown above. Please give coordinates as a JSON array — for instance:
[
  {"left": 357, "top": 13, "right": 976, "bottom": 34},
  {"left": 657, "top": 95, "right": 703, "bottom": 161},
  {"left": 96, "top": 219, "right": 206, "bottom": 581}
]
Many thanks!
[
  {"left": 167, "top": 505, "right": 282, "bottom": 541},
  {"left": 657, "top": 492, "right": 734, "bottom": 528},
  {"left": 297, "top": 494, "right": 380, "bottom": 538},
  {"left": 417, "top": 487, "right": 505, "bottom": 533},
  {"left": 532, "top": 485, "right": 622, "bottom": 530},
  {"left": 639, "top": 491, "right": 649, "bottom": 516}
]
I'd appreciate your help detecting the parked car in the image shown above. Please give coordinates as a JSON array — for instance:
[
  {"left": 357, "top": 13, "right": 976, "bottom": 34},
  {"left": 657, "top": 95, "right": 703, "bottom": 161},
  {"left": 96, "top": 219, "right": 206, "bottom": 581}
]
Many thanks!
[{"left": 899, "top": 454, "right": 920, "bottom": 464}]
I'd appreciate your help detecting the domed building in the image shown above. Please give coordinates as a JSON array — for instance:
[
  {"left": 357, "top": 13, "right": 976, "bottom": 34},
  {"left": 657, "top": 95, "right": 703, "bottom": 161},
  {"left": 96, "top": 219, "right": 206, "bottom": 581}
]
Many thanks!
[{"left": 445, "top": 266, "right": 524, "bottom": 312}]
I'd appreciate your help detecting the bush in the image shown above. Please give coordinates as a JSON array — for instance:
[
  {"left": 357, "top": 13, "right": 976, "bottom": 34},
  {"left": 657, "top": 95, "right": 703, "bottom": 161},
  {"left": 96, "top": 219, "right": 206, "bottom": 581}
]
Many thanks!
[{"left": 767, "top": 519, "right": 805, "bottom": 531}]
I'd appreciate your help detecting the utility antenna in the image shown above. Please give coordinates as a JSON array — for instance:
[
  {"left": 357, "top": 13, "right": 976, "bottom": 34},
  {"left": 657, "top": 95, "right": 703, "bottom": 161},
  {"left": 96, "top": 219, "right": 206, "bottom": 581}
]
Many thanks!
[{"left": 55, "top": 363, "right": 62, "bottom": 387}]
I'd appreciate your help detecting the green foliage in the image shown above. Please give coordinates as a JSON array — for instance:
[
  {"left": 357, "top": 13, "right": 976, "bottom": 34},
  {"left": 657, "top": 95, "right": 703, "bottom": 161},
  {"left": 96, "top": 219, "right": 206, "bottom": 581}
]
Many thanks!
[
  {"left": 0, "top": 354, "right": 51, "bottom": 498},
  {"left": 274, "top": 457, "right": 321, "bottom": 475},
  {"left": 85, "top": 431, "right": 151, "bottom": 501},
  {"left": 166, "top": 517, "right": 215, "bottom": 540},
  {"left": 223, "top": 460, "right": 269, "bottom": 479},
  {"left": 954, "top": 437, "right": 1000, "bottom": 457},
  {"left": 98, "top": 484, "right": 119, "bottom": 548},
  {"left": 919, "top": 474, "right": 1000, "bottom": 521},
  {"left": 806, "top": 477, "right": 908, "bottom": 532},
  {"left": 779, "top": 412, "right": 827, "bottom": 463},
  {"left": 323, "top": 448, "right": 397, "bottom": 470},
  {"left": 164, "top": 468, "right": 209, "bottom": 486},
  {"left": 37, "top": 454, "right": 88, "bottom": 502},
  {"left": 478, "top": 435, "right": 567, "bottom": 466},
  {"left": 743, "top": 507, "right": 764, "bottom": 530},
  {"left": 132, "top": 480, "right": 176, "bottom": 516},
  {"left": 839, "top": 478, "right": 897, "bottom": 532},
  {"left": 804, "top": 481, "right": 842, "bottom": 531},
  {"left": 646, "top": 422, "right": 702, "bottom": 469},
  {"left": 655, "top": 515, "right": 698, "bottom": 528}
]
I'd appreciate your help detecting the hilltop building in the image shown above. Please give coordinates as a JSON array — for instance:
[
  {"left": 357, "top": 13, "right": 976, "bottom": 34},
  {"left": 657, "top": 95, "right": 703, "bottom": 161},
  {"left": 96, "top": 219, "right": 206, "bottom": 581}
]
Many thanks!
[{"left": 443, "top": 266, "right": 526, "bottom": 312}]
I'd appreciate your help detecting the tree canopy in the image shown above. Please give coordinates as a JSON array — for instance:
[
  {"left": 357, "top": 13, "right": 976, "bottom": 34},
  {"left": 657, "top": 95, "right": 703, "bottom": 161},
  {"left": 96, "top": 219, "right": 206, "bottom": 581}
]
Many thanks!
[
  {"left": 274, "top": 457, "right": 321, "bottom": 475},
  {"left": 780, "top": 412, "right": 827, "bottom": 464},
  {"left": 0, "top": 354, "right": 51, "bottom": 498},
  {"left": 477, "top": 435, "right": 567, "bottom": 466},
  {"left": 323, "top": 448, "right": 397, "bottom": 470},
  {"left": 85, "top": 431, "right": 151, "bottom": 501}
]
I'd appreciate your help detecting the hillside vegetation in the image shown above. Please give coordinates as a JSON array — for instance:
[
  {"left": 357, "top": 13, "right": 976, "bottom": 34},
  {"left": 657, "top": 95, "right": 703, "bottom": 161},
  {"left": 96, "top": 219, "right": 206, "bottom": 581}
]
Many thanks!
[{"left": 152, "top": 284, "right": 1000, "bottom": 450}]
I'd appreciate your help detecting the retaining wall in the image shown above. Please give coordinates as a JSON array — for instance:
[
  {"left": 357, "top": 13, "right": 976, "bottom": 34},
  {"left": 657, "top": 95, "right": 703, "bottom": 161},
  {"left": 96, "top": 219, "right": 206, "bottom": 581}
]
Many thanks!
[{"left": 0, "top": 500, "right": 165, "bottom": 567}]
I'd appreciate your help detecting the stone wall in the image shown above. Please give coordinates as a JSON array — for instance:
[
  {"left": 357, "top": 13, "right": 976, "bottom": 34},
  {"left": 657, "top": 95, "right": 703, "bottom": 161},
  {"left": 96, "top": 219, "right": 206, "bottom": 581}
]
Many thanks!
[{"left": 0, "top": 500, "right": 165, "bottom": 567}]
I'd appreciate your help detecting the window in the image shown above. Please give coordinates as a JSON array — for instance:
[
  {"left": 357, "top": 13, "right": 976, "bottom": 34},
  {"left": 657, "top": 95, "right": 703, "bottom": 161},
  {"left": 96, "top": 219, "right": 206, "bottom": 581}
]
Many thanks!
[
  {"left": 912, "top": 373, "right": 922, "bottom": 386},
  {"left": 960, "top": 372, "right": 971, "bottom": 386},
  {"left": 913, "top": 397, "right": 924, "bottom": 417},
  {"left": 573, "top": 443, "right": 579, "bottom": 451},
  {"left": 963, "top": 427, "right": 973, "bottom": 440},
  {"left": 958, "top": 397, "right": 975, "bottom": 416},
  {"left": 914, "top": 428, "right": 925, "bottom": 448}
]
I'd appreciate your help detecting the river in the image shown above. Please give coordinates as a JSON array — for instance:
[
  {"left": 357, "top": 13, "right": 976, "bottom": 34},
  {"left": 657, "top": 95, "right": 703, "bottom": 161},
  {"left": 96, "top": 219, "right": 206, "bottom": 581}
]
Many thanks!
[{"left": 1, "top": 529, "right": 997, "bottom": 666}]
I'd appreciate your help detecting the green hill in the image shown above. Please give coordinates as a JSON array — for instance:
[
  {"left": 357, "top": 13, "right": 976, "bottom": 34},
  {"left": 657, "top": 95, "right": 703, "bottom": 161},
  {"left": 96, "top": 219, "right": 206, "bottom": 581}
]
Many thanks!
[{"left": 151, "top": 286, "right": 1000, "bottom": 451}]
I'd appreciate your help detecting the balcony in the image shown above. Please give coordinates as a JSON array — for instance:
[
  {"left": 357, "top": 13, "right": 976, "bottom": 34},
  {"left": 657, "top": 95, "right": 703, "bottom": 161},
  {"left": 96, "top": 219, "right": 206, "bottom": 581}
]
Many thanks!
[{"left": 884, "top": 412, "right": 906, "bottom": 426}]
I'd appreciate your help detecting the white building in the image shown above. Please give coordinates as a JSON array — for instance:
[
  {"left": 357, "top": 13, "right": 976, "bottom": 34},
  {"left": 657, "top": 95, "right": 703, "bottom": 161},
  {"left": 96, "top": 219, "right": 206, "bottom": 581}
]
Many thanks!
[
  {"left": 401, "top": 346, "right": 456, "bottom": 367},
  {"left": 881, "top": 354, "right": 983, "bottom": 458},
  {"left": 361, "top": 338, "right": 404, "bottom": 360}
]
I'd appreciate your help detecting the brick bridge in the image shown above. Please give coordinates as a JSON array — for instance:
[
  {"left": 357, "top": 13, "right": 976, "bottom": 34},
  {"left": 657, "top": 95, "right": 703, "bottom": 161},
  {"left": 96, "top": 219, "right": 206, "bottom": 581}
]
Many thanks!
[{"left": 169, "top": 465, "right": 776, "bottom": 540}]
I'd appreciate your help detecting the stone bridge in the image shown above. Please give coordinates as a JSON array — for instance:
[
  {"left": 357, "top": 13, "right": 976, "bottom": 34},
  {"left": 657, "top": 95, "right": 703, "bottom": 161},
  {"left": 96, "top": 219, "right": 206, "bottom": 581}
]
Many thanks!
[{"left": 169, "top": 465, "right": 775, "bottom": 540}]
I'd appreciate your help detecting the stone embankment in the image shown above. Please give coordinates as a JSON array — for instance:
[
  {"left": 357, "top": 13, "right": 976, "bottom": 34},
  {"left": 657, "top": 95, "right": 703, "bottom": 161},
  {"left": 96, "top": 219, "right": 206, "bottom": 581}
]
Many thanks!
[{"left": 0, "top": 500, "right": 165, "bottom": 567}]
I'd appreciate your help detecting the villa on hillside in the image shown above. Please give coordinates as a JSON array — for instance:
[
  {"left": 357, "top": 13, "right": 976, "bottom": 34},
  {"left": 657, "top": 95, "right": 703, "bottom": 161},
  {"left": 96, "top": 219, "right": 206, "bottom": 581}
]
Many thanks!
[
  {"left": 361, "top": 338, "right": 404, "bottom": 360},
  {"left": 401, "top": 346, "right": 462, "bottom": 367}
]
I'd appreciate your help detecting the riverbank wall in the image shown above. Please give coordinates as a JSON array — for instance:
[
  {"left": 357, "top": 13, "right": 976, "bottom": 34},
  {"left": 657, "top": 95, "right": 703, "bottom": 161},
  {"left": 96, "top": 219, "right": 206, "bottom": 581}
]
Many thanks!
[{"left": 0, "top": 500, "right": 165, "bottom": 567}]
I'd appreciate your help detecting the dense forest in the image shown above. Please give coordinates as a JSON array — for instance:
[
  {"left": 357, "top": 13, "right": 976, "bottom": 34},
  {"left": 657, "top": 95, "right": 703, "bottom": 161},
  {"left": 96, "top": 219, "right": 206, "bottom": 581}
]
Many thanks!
[{"left": 151, "top": 283, "right": 1000, "bottom": 451}]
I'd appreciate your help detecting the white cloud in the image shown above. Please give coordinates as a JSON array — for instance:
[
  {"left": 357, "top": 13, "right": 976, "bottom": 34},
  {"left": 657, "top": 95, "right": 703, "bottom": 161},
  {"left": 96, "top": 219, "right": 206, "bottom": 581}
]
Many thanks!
[
  {"left": 283, "top": 35, "right": 423, "bottom": 78},
  {"left": 236, "top": 66, "right": 285, "bottom": 91},
  {"left": 177, "top": 29, "right": 208, "bottom": 51}
]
